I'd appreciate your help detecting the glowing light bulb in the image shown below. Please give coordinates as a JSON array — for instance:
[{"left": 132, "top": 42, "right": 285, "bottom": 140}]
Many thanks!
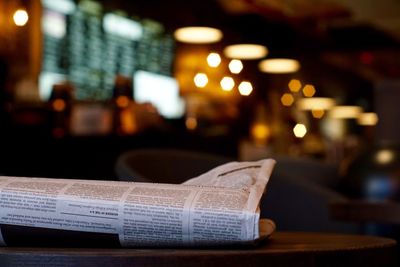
[
  {"left": 13, "top": 9, "right": 29, "bottom": 26},
  {"left": 220, "top": 77, "right": 235, "bottom": 91},
  {"left": 194, "top": 73, "right": 208, "bottom": 88},
  {"left": 238, "top": 81, "right": 253, "bottom": 96},
  {"left": 259, "top": 58, "right": 300, "bottom": 73},
  {"left": 224, "top": 44, "right": 268, "bottom": 59},
  {"left": 293, "top": 123, "right": 307, "bottom": 138},
  {"left": 174, "top": 27, "right": 222, "bottom": 44},
  {"left": 207, "top": 53, "right": 221, "bottom": 68},
  {"left": 228, "top": 59, "right": 243, "bottom": 74},
  {"left": 358, "top": 112, "right": 378, "bottom": 126}
]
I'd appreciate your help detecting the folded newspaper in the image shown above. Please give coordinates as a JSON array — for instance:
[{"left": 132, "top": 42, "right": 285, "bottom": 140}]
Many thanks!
[{"left": 0, "top": 159, "right": 275, "bottom": 247}]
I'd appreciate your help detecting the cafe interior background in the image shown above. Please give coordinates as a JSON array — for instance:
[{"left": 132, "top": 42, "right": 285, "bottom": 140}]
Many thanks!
[{"left": 0, "top": 0, "right": 400, "bottom": 237}]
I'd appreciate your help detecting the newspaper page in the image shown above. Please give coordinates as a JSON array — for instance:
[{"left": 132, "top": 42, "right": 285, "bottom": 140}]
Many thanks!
[{"left": 0, "top": 159, "right": 275, "bottom": 247}]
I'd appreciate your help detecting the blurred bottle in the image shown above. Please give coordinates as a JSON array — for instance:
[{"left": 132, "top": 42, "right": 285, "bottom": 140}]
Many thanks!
[
  {"left": 250, "top": 103, "right": 271, "bottom": 147},
  {"left": 49, "top": 83, "right": 74, "bottom": 138},
  {"left": 112, "top": 75, "right": 133, "bottom": 99},
  {"left": 111, "top": 75, "right": 137, "bottom": 135}
]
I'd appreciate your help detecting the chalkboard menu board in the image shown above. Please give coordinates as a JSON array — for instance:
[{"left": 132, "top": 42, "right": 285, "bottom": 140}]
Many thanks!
[{"left": 40, "top": 0, "right": 175, "bottom": 101}]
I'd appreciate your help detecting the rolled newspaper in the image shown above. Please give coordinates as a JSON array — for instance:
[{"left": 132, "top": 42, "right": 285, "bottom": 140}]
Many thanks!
[{"left": 0, "top": 159, "right": 275, "bottom": 247}]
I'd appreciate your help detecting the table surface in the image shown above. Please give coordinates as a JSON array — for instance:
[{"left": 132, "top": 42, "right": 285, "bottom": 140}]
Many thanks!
[{"left": 0, "top": 231, "right": 396, "bottom": 267}]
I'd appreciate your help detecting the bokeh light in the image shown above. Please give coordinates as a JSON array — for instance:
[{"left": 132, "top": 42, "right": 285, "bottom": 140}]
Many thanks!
[
  {"left": 116, "top": 96, "right": 130, "bottom": 108},
  {"left": 281, "top": 93, "right": 294, "bottom": 106},
  {"left": 302, "top": 84, "right": 316, "bottom": 97},
  {"left": 224, "top": 44, "right": 268, "bottom": 59},
  {"left": 288, "top": 79, "right": 302, "bottom": 92},
  {"left": 186, "top": 117, "right": 198, "bottom": 130},
  {"left": 207, "top": 52, "right": 221, "bottom": 68},
  {"left": 174, "top": 27, "right": 222, "bottom": 43},
  {"left": 13, "top": 9, "right": 29, "bottom": 26},
  {"left": 52, "top": 99, "right": 66, "bottom": 111},
  {"left": 329, "top": 106, "right": 362, "bottom": 119},
  {"left": 259, "top": 58, "right": 300, "bottom": 74},
  {"left": 297, "top": 97, "right": 336, "bottom": 110},
  {"left": 194, "top": 73, "right": 208, "bottom": 88},
  {"left": 311, "top": 109, "right": 325, "bottom": 119},
  {"left": 293, "top": 123, "right": 307, "bottom": 138},
  {"left": 220, "top": 77, "right": 235, "bottom": 91},
  {"left": 238, "top": 81, "right": 253, "bottom": 96},
  {"left": 251, "top": 123, "right": 270, "bottom": 145},
  {"left": 357, "top": 112, "right": 378, "bottom": 126},
  {"left": 228, "top": 59, "right": 243, "bottom": 74}
]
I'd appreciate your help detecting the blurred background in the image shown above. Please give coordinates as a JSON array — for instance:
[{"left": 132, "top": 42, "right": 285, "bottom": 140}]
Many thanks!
[{"left": 0, "top": 0, "right": 399, "bottom": 191}]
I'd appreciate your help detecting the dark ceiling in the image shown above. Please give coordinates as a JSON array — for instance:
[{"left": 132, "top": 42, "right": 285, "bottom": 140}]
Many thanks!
[
  {"left": 96, "top": 0, "right": 399, "bottom": 65},
  {"left": 97, "top": 0, "right": 400, "bottom": 106},
  {"left": 97, "top": 0, "right": 399, "bottom": 51}
]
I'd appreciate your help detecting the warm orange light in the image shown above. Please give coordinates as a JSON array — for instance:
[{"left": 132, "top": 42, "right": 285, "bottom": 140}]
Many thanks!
[
  {"left": 220, "top": 77, "right": 235, "bottom": 91},
  {"left": 238, "top": 81, "right": 253, "bottom": 96},
  {"left": 281, "top": 93, "right": 294, "bottom": 106},
  {"left": 13, "top": 9, "right": 29, "bottom": 26},
  {"left": 223, "top": 44, "right": 268, "bottom": 60},
  {"left": 311, "top": 109, "right": 325, "bottom": 119},
  {"left": 357, "top": 112, "right": 378, "bottom": 126},
  {"left": 288, "top": 79, "right": 302, "bottom": 92},
  {"left": 258, "top": 58, "right": 300, "bottom": 74},
  {"left": 120, "top": 109, "right": 137, "bottom": 134},
  {"left": 297, "top": 97, "right": 336, "bottom": 110},
  {"left": 329, "top": 106, "right": 362, "bottom": 119},
  {"left": 186, "top": 117, "right": 197, "bottom": 130},
  {"left": 52, "top": 99, "right": 66, "bottom": 111},
  {"left": 251, "top": 123, "right": 270, "bottom": 144},
  {"left": 293, "top": 123, "right": 307, "bottom": 138},
  {"left": 207, "top": 52, "right": 221, "bottom": 68},
  {"left": 303, "top": 84, "right": 316, "bottom": 97},
  {"left": 194, "top": 73, "right": 208, "bottom": 88},
  {"left": 376, "top": 149, "right": 394, "bottom": 164},
  {"left": 174, "top": 27, "right": 223, "bottom": 44},
  {"left": 228, "top": 59, "right": 243, "bottom": 74},
  {"left": 116, "top": 96, "right": 130, "bottom": 108}
]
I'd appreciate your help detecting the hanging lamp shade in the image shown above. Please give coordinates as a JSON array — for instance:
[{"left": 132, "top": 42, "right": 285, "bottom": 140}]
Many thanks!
[
  {"left": 173, "top": 27, "right": 223, "bottom": 44},
  {"left": 259, "top": 58, "right": 300, "bottom": 74},
  {"left": 223, "top": 44, "right": 268, "bottom": 60}
]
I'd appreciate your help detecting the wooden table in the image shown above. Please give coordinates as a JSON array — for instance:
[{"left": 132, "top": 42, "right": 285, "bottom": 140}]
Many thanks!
[{"left": 0, "top": 232, "right": 396, "bottom": 267}]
